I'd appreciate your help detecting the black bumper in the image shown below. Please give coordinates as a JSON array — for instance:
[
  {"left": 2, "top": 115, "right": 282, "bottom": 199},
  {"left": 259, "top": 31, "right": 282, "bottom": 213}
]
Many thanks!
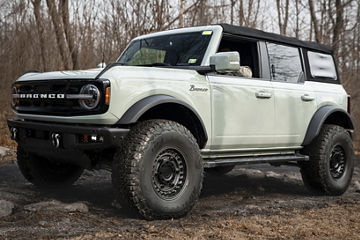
[{"left": 7, "top": 119, "right": 129, "bottom": 150}]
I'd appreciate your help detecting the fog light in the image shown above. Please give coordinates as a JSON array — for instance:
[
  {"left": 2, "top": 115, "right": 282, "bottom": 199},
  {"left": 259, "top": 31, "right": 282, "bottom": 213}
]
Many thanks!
[
  {"left": 90, "top": 135, "right": 97, "bottom": 141},
  {"left": 80, "top": 134, "right": 104, "bottom": 143},
  {"left": 90, "top": 135, "right": 104, "bottom": 143}
]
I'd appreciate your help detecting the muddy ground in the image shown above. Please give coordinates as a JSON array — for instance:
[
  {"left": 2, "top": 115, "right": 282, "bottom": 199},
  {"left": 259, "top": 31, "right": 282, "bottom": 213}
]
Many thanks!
[{"left": 0, "top": 150, "right": 359, "bottom": 240}]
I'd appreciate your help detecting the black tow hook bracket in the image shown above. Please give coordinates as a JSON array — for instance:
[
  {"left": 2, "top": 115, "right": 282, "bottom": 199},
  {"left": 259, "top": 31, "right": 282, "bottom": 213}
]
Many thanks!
[
  {"left": 10, "top": 127, "right": 18, "bottom": 140},
  {"left": 51, "top": 133, "right": 61, "bottom": 148}
]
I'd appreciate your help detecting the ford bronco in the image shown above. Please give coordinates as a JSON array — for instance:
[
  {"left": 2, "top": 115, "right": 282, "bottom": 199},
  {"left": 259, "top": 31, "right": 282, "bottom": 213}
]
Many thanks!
[{"left": 8, "top": 24, "right": 354, "bottom": 220}]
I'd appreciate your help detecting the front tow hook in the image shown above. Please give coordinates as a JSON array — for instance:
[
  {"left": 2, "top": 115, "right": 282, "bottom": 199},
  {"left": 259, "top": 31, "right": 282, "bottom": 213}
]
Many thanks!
[{"left": 51, "top": 133, "right": 61, "bottom": 148}]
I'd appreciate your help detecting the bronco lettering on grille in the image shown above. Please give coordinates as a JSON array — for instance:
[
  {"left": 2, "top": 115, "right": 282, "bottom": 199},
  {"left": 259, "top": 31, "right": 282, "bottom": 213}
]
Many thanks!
[{"left": 14, "top": 93, "right": 65, "bottom": 99}]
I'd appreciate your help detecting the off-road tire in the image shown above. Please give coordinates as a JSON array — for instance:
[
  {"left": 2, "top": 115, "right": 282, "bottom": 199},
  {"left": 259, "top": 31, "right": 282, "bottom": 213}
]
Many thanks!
[
  {"left": 206, "top": 166, "right": 235, "bottom": 175},
  {"left": 17, "top": 146, "right": 84, "bottom": 187},
  {"left": 112, "top": 120, "right": 203, "bottom": 220},
  {"left": 300, "top": 124, "right": 354, "bottom": 195}
]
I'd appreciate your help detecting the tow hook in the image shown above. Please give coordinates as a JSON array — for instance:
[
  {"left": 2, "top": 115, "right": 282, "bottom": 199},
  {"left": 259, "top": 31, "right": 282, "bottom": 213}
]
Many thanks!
[
  {"left": 10, "top": 127, "right": 18, "bottom": 140},
  {"left": 51, "top": 133, "right": 61, "bottom": 148}
]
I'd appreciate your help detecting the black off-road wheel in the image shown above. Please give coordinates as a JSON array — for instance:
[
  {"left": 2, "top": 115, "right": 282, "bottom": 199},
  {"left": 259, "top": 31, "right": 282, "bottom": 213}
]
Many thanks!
[
  {"left": 206, "top": 166, "right": 235, "bottom": 175},
  {"left": 300, "top": 124, "right": 354, "bottom": 195},
  {"left": 17, "top": 146, "right": 84, "bottom": 187},
  {"left": 112, "top": 120, "right": 203, "bottom": 220}
]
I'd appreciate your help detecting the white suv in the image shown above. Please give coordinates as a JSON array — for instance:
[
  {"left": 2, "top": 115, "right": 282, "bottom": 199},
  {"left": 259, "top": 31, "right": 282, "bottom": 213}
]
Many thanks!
[{"left": 8, "top": 24, "right": 354, "bottom": 220}]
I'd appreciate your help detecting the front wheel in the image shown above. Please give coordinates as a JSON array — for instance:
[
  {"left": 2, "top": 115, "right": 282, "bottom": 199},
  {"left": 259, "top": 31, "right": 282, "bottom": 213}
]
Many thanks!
[
  {"left": 112, "top": 120, "right": 203, "bottom": 220},
  {"left": 300, "top": 124, "right": 354, "bottom": 195}
]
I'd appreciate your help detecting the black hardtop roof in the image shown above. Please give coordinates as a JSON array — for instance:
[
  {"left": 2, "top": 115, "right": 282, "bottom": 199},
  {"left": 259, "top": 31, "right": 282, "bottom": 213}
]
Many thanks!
[{"left": 220, "top": 24, "right": 333, "bottom": 54}]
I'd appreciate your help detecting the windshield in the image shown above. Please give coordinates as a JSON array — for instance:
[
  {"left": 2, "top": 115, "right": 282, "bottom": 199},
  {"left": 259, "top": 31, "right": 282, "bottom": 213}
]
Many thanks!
[{"left": 117, "top": 31, "right": 212, "bottom": 66}]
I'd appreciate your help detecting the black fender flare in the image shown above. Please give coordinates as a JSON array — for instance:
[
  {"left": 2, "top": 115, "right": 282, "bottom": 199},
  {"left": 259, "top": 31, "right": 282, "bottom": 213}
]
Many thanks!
[
  {"left": 117, "top": 94, "right": 208, "bottom": 141},
  {"left": 302, "top": 106, "right": 354, "bottom": 146}
]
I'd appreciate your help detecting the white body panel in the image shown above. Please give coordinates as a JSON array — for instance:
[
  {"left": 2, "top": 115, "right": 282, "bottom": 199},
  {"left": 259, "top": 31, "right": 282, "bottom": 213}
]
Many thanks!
[
  {"left": 308, "top": 81, "right": 348, "bottom": 110},
  {"left": 102, "top": 66, "right": 212, "bottom": 149},
  {"left": 208, "top": 74, "right": 275, "bottom": 149},
  {"left": 271, "top": 81, "right": 317, "bottom": 146}
]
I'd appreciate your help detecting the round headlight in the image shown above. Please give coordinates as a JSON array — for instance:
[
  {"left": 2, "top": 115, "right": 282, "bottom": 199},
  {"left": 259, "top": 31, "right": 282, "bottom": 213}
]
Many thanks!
[{"left": 79, "top": 84, "right": 101, "bottom": 110}]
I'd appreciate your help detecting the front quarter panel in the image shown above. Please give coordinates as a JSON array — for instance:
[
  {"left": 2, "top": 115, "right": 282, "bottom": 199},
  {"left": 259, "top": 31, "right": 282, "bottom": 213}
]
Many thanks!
[{"left": 102, "top": 66, "right": 212, "bottom": 148}]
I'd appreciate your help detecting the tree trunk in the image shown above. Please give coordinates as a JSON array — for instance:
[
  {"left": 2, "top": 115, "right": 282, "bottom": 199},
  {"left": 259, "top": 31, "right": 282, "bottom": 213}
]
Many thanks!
[
  {"left": 239, "top": 0, "right": 244, "bottom": 25},
  {"left": 46, "top": 0, "right": 72, "bottom": 69},
  {"left": 179, "top": 0, "right": 184, "bottom": 27},
  {"left": 333, "top": 0, "right": 344, "bottom": 59},
  {"left": 276, "top": 0, "right": 290, "bottom": 35},
  {"left": 60, "top": 0, "right": 79, "bottom": 69},
  {"left": 199, "top": 0, "right": 206, "bottom": 25},
  {"left": 230, "top": 0, "right": 235, "bottom": 25},
  {"left": 295, "top": 0, "right": 300, "bottom": 38},
  {"left": 31, "top": 0, "right": 47, "bottom": 71},
  {"left": 308, "top": 0, "right": 321, "bottom": 42}
]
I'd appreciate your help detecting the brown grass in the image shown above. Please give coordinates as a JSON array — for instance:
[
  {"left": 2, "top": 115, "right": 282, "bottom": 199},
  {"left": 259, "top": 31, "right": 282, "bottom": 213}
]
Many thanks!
[
  {"left": 0, "top": 94, "right": 17, "bottom": 150},
  {"left": 64, "top": 202, "right": 360, "bottom": 240}
]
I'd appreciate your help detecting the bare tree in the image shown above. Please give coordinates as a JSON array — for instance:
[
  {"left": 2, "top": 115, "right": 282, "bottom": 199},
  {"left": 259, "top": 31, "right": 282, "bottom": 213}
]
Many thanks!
[
  {"left": 30, "top": 0, "right": 47, "bottom": 71},
  {"left": 179, "top": 0, "right": 184, "bottom": 27},
  {"left": 308, "top": 0, "right": 321, "bottom": 42},
  {"left": 295, "top": 0, "right": 300, "bottom": 38},
  {"left": 239, "top": 0, "right": 245, "bottom": 25},
  {"left": 230, "top": 0, "right": 235, "bottom": 25},
  {"left": 60, "top": 0, "right": 79, "bottom": 69},
  {"left": 276, "top": 0, "right": 290, "bottom": 35},
  {"left": 46, "top": 0, "right": 72, "bottom": 69}
]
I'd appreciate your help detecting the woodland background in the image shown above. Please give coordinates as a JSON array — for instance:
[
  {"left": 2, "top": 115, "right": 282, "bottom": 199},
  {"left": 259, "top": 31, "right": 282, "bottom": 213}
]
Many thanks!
[{"left": 0, "top": 0, "right": 359, "bottom": 149}]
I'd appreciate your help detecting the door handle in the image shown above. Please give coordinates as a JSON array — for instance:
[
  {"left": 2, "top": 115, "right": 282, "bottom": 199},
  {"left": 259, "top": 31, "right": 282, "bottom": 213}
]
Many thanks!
[
  {"left": 301, "top": 94, "right": 315, "bottom": 102},
  {"left": 255, "top": 91, "right": 272, "bottom": 99}
]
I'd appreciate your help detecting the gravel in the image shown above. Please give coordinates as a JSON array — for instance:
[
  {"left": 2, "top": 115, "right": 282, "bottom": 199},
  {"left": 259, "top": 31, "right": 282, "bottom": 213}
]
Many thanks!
[
  {"left": 0, "top": 158, "right": 359, "bottom": 239},
  {"left": 0, "top": 200, "right": 14, "bottom": 217}
]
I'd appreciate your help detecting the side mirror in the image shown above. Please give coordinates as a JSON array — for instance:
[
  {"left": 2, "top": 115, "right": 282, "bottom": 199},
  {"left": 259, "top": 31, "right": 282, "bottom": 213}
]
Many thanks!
[
  {"left": 210, "top": 52, "right": 240, "bottom": 73},
  {"left": 97, "top": 62, "right": 107, "bottom": 68}
]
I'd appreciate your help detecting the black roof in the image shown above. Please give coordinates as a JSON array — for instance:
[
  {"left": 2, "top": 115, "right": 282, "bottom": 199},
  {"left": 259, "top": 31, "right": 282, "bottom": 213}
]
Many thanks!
[{"left": 220, "top": 24, "right": 332, "bottom": 54}]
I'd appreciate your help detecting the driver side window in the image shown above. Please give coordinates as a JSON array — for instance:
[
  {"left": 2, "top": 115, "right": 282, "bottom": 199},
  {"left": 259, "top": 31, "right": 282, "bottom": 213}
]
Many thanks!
[{"left": 217, "top": 37, "right": 260, "bottom": 78}]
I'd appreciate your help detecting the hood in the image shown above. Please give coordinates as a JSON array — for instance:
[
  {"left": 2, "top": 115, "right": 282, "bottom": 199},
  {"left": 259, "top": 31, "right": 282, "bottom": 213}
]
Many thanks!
[{"left": 17, "top": 68, "right": 103, "bottom": 81}]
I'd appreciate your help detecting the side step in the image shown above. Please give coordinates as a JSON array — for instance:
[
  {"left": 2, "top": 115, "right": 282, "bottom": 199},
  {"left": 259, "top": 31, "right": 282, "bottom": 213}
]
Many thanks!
[{"left": 203, "top": 154, "right": 309, "bottom": 168}]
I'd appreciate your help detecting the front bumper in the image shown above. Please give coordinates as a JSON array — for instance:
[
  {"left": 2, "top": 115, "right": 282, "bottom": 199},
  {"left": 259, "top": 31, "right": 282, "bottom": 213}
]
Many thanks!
[{"left": 7, "top": 119, "right": 129, "bottom": 150}]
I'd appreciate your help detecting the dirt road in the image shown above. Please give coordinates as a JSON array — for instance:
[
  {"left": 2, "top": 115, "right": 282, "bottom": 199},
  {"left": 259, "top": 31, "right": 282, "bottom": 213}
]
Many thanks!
[{"left": 0, "top": 153, "right": 359, "bottom": 239}]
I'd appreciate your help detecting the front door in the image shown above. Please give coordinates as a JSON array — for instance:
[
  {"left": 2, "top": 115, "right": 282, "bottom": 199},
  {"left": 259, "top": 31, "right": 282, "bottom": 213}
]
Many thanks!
[{"left": 208, "top": 74, "right": 276, "bottom": 150}]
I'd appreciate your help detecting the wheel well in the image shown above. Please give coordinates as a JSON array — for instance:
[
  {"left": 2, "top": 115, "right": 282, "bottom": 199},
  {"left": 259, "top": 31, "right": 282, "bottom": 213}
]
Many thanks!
[
  {"left": 324, "top": 111, "right": 354, "bottom": 130},
  {"left": 138, "top": 103, "right": 207, "bottom": 149},
  {"left": 302, "top": 106, "right": 354, "bottom": 146}
]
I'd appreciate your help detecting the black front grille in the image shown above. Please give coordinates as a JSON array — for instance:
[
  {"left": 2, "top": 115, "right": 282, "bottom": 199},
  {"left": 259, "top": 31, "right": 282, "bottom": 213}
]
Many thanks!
[{"left": 12, "top": 79, "right": 109, "bottom": 116}]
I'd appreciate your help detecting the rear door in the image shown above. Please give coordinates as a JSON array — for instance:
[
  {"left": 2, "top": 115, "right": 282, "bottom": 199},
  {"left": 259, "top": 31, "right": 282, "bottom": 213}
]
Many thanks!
[{"left": 267, "top": 43, "right": 317, "bottom": 146}]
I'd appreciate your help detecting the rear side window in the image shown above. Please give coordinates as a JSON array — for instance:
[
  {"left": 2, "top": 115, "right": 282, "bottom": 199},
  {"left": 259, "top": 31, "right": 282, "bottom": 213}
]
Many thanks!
[
  {"left": 307, "top": 51, "right": 337, "bottom": 80},
  {"left": 266, "top": 43, "right": 303, "bottom": 83}
]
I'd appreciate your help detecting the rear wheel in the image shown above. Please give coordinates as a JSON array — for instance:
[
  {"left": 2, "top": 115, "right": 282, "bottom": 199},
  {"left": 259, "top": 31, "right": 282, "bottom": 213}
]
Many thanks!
[
  {"left": 112, "top": 120, "right": 203, "bottom": 220},
  {"left": 300, "top": 124, "right": 354, "bottom": 195},
  {"left": 17, "top": 146, "right": 84, "bottom": 187}
]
